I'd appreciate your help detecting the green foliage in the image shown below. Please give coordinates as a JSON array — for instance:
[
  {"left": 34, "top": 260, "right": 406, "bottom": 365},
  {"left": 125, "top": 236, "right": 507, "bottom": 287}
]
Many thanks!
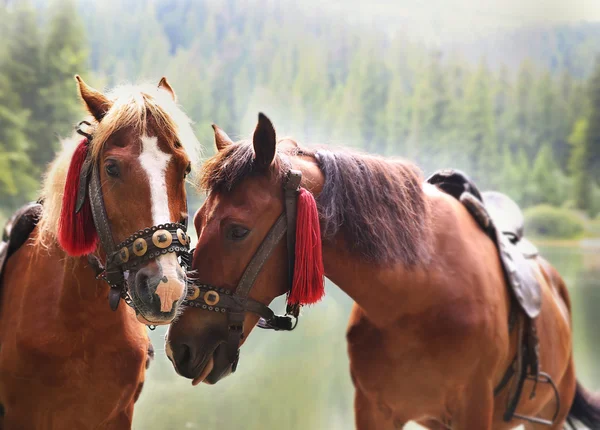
[
  {"left": 568, "top": 56, "right": 600, "bottom": 216},
  {"left": 527, "top": 146, "right": 569, "bottom": 207},
  {"left": 590, "top": 183, "right": 600, "bottom": 219},
  {"left": 568, "top": 119, "right": 593, "bottom": 214},
  {"left": 0, "top": 0, "right": 596, "bottom": 219},
  {"left": 524, "top": 205, "right": 586, "bottom": 239},
  {"left": 40, "top": 0, "right": 88, "bottom": 144},
  {"left": 0, "top": 0, "right": 87, "bottom": 211},
  {"left": 584, "top": 58, "right": 600, "bottom": 184}
]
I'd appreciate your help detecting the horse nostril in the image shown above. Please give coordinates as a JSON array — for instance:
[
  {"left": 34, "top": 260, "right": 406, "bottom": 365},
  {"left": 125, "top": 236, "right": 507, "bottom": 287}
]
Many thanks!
[
  {"left": 174, "top": 343, "right": 192, "bottom": 369},
  {"left": 135, "top": 267, "right": 159, "bottom": 295}
]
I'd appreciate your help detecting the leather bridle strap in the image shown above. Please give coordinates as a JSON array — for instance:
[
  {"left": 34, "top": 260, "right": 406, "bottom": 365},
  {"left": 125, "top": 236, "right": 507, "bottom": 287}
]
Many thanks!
[
  {"left": 184, "top": 168, "right": 303, "bottom": 371},
  {"left": 88, "top": 163, "right": 125, "bottom": 309},
  {"left": 224, "top": 213, "right": 288, "bottom": 364},
  {"left": 225, "top": 170, "right": 302, "bottom": 365},
  {"left": 234, "top": 213, "right": 287, "bottom": 299},
  {"left": 284, "top": 170, "right": 301, "bottom": 290}
]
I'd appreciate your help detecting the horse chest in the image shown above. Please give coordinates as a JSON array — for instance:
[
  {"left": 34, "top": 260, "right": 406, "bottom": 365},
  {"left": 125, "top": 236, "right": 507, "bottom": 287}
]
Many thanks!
[
  {"left": 348, "top": 320, "right": 445, "bottom": 393},
  {"left": 0, "top": 323, "right": 146, "bottom": 427},
  {"left": 346, "top": 303, "right": 491, "bottom": 419}
]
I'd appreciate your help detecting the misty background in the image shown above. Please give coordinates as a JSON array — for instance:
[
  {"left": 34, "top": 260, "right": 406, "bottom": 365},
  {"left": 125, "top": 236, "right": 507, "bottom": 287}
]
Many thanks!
[{"left": 0, "top": 0, "right": 599, "bottom": 429}]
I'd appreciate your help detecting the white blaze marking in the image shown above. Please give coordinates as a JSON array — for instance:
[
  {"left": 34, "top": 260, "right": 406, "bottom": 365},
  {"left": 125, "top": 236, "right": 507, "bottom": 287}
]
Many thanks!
[
  {"left": 140, "top": 135, "right": 171, "bottom": 224},
  {"left": 139, "top": 135, "right": 183, "bottom": 312}
]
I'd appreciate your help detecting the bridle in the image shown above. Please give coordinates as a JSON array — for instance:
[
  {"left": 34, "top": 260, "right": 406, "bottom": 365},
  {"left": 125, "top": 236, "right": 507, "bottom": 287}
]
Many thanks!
[
  {"left": 183, "top": 168, "right": 303, "bottom": 372},
  {"left": 75, "top": 121, "right": 191, "bottom": 312}
]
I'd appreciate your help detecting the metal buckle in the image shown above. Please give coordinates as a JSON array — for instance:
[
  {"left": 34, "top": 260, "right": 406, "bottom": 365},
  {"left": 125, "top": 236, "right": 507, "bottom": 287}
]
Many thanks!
[{"left": 284, "top": 169, "right": 302, "bottom": 192}]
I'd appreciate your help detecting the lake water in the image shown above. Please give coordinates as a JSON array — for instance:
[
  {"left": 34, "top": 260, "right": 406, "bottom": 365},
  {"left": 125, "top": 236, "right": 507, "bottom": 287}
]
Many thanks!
[{"left": 133, "top": 243, "right": 600, "bottom": 429}]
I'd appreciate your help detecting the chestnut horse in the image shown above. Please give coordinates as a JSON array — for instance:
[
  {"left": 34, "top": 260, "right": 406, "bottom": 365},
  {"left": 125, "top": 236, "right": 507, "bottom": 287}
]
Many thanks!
[
  {"left": 0, "top": 76, "right": 198, "bottom": 429},
  {"left": 167, "top": 114, "right": 600, "bottom": 429}
]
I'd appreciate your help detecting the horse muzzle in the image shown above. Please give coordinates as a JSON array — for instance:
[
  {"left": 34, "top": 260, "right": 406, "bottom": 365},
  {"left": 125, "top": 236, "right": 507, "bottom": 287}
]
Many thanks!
[
  {"left": 167, "top": 339, "right": 234, "bottom": 385},
  {"left": 128, "top": 257, "right": 187, "bottom": 323}
]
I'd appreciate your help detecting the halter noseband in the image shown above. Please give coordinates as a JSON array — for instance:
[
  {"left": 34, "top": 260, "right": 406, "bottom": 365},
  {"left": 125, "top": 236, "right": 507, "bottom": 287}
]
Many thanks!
[
  {"left": 75, "top": 121, "right": 191, "bottom": 312},
  {"left": 184, "top": 169, "right": 303, "bottom": 372}
]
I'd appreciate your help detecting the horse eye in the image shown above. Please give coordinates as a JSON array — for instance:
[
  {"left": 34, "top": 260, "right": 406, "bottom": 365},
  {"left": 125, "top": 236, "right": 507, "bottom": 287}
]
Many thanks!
[
  {"left": 105, "top": 162, "right": 120, "bottom": 177},
  {"left": 184, "top": 162, "right": 191, "bottom": 178},
  {"left": 227, "top": 225, "right": 250, "bottom": 241}
]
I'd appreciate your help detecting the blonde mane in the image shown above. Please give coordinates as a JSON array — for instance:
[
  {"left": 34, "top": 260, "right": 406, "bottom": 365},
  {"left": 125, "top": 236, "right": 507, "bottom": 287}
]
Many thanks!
[{"left": 37, "top": 83, "right": 200, "bottom": 248}]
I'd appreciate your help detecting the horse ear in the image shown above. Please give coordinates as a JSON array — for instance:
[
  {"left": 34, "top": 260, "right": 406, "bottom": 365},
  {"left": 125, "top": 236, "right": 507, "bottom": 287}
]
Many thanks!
[
  {"left": 75, "top": 75, "right": 112, "bottom": 122},
  {"left": 212, "top": 124, "right": 233, "bottom": 152},
  {"left": 252, "top": 112, "right": 276, "bottom": 170},
  {"left": 158, "top": 76, "right": 176, "bottom": 101}
]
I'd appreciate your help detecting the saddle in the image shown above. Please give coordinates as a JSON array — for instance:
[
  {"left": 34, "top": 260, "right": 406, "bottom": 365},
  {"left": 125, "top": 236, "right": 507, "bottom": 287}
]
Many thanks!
[
  {"left": 0, "top": 202, "right": 43, "bottom": 281},
  {"left": 428, "top": 169, "right": 559, "bottom": 427}
]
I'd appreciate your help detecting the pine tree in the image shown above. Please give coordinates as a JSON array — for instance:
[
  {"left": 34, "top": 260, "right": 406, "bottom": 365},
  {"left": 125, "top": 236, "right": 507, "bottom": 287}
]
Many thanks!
[
  {"left": 529, "top": 145, "right": 562, "bottom": 206},
  {"left": 461, "top": 61, "right": 498, "bottom": 187},
  {"left": 511, "top": 61, "right": 536, "bottom": 159},
  {"left": 584, "top": 58, "right": 600, "bottom": 184},
  {"left": 568, "top": 119, "right": 592, "bottom": 213},
  {"left": 0, "top": 2, "right": 45, "bottom": 169},
  {"left": 41, "top": 0, "right": 88, "bottom": 144},
  {"left": 0, "top": 74, "right": 38, "bottom": 209},
  {"left": 383, "top": 75, "right": 410, "bottom": 156}
]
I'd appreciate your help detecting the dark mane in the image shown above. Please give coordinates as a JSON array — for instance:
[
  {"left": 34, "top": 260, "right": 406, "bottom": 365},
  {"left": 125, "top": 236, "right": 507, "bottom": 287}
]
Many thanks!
[
  {"left": 315, "top": 150, "right": 430, "bottom": 265},
  {"left": 199, "top": 141, "right": 284, "bottom": 193},
  {"left": 199, "top": 143, "right": 430, "bottom": 266}
]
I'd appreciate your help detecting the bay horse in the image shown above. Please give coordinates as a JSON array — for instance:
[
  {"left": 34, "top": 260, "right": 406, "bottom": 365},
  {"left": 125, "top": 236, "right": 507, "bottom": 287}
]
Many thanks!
[
  {"left": 0, "top": 76, "right": 198, "bottom": 429},
  {"left": 166, "top": 113, "right": 600, "bottom": 429}
]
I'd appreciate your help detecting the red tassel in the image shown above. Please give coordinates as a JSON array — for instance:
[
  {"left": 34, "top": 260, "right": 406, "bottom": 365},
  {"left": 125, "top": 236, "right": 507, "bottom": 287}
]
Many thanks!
[
  {"left": 287, "top": 188, "right": 325, "bottom": 306},
  {"left": 57, "top": 139, "right": 98, "bottom": 256}
]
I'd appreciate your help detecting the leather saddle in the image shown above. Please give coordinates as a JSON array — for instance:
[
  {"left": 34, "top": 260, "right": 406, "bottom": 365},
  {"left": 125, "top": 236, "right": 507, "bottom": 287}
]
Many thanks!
[
  {"left": 0, "top": 202, "right": 43, "bottom": 280},
  {"left": 427, "top": 169, "right": 541, "bottom": 319},
  {"left": 428, "top": 169, "right": 559, "bottom": 426}
]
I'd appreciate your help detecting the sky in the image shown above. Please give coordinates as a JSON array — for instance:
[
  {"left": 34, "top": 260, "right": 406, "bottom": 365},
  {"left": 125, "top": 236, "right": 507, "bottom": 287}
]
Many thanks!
[
  {"left": 319, "top": 0, "right": 600, "bottom": 26},
  {"left": 296, "top": 0, "right": 600, "bottom": 44}
]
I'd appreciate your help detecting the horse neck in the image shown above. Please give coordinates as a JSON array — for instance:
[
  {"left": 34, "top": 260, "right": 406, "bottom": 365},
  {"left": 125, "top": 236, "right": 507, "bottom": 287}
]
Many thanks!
[
  {"left": 291, "top": 153, "right": 433, "bottom": 327},
  {"left": 58, "top": 255, "right": 108, "bottom": 312},
  {"left": 7, "top": 240, "right": 138, "bottom": 358},
  {"left": 321, "top": 243, "right": 434, "bottom": 326},
  {"left": 35, "top": 243, "right": 131, "bottom": 326}
]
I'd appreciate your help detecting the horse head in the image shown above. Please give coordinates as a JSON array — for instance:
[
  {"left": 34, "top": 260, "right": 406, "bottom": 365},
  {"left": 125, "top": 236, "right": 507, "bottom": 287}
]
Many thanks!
[
  {"left": 166, "top": 114, "right": 325, "bottom": 383},
  {"left": 55, "top": 76, "right": 198, "bottom": 325}
]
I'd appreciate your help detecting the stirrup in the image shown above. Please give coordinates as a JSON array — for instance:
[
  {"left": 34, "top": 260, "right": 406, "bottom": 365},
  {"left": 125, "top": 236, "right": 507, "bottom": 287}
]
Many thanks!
[{"left": 512, "top": 372, "right": 560, "bottom": 426}]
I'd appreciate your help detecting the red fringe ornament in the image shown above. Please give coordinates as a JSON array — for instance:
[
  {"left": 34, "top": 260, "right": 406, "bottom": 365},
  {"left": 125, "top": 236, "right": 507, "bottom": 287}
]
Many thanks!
[
  {"left": 57, "top": 139, "right": 98, "bottom": 256},
  {"left": 287, "top": 188, "right": 325, "bottom": 306}
]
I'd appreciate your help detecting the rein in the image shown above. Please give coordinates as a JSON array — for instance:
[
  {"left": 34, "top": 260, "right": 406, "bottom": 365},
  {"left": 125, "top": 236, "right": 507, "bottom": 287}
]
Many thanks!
[
  {"left": 75, "top": 121, "right": 191, "bottom": 312},
  {"left": 184, "top": 169, "right": 303, "bottom": 372}
]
